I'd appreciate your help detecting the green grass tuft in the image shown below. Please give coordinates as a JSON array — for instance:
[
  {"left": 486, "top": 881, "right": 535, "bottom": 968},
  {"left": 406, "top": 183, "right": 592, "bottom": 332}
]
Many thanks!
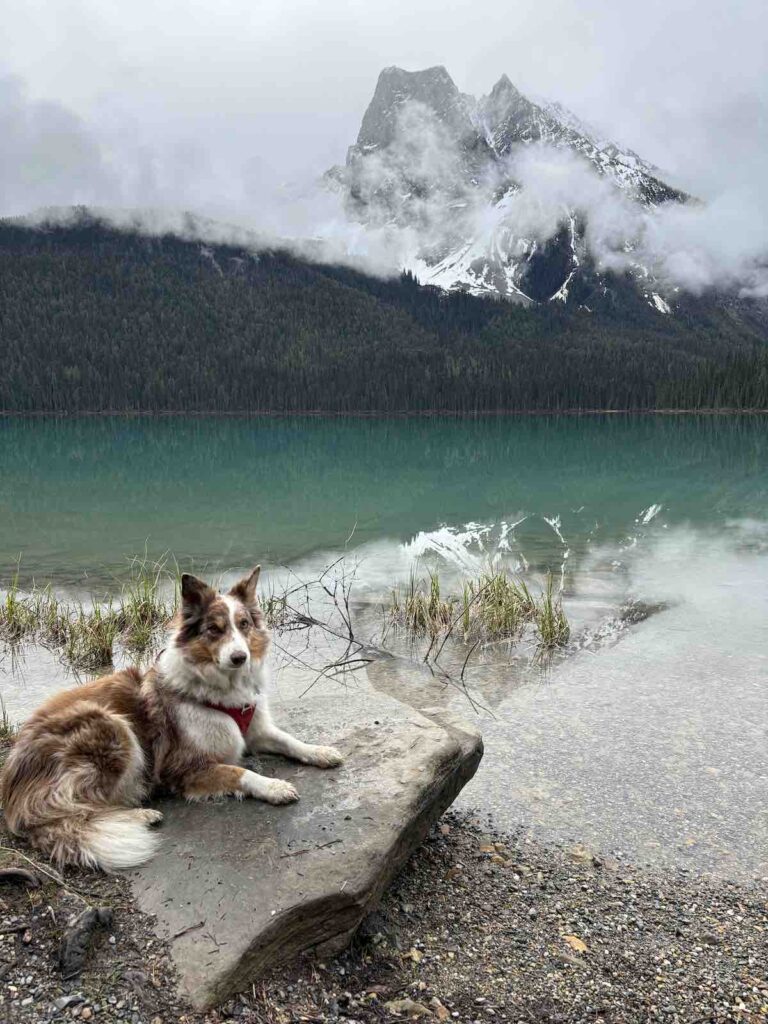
[
  {"left": 388, "top": 566, "right": 570, "bottom": 652},
  {"left": 389, "top": 570, "right": 456, "bottom": 637},
  {"left": 0, "top": 558, "right": 291, "bottom": 671},
  {"left": 0, "top": 696, "right": 16, "bottom": 741},
  {"left": 534, "top": 573, "right": 571, "bottom": 649},
  {"left": 0, "top": 558, "right": 176, "bottom": 669},
  {"left": 114, "top": 554, "right": 175, "bottom": 654},
  {"left": 64, "top": 598, "right": 122, "bottom": 669}
]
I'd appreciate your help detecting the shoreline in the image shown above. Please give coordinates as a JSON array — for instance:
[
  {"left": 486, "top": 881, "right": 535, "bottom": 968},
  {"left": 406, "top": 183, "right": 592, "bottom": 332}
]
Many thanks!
[
  {"left": 1, "top": 808, "right": 765, "bottom": 1024},
  {"left": 1, "top": 407, "right": 768, "bottom": 420}
]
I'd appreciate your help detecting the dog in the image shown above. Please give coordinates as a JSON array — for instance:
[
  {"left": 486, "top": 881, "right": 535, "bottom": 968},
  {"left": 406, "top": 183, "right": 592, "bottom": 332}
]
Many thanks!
[{"left": 0, "top": 566, "right": 344, "bottom": 871}]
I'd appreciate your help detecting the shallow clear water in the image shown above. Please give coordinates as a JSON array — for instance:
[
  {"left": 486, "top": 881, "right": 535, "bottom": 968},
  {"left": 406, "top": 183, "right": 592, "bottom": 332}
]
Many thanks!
[
  {"left": 434, "top": 523, "right": 768, "bottom": 879},
  {"left": 1, "top": 414, "right": 767, "bottom": 879}
]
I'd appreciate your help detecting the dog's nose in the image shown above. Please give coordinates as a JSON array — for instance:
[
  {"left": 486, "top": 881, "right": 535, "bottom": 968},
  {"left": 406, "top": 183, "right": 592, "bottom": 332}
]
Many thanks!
[{"left": 230, "top": 651, "right": 247, "bottom": 666}]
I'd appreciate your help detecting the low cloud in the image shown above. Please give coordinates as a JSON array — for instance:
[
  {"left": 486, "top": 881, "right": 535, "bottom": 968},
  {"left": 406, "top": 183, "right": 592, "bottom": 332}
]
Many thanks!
[
  {"left": 3, "top": 75, "right": 767, "bottom": 299},
  {"left": 0, "top": 74, "right": 117, "bottom": 213},
  {"left": 506, "top": 146, "right": 768, "bottom": 296},
  {"left": 330, "top": 100, "right": 768, "bottom": 296}
]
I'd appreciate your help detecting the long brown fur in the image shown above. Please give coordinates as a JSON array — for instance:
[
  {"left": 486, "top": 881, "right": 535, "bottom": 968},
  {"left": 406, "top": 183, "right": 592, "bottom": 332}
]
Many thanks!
[
  {"left": 0, "top": 669, "right": 155, "bottom": 868},
  {"left": 0, "top": 565, "right": 342, "bottom": 871}
]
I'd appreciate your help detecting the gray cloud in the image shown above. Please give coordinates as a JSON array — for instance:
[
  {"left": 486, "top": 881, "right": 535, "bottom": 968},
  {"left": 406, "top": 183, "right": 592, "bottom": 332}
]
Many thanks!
[
  {"left": 6, "top": 0, "right": 767, "bottom": 186},
  {"left": 1, "top": 0, "right": 767, "bottom": 293},
  {"left": 0, "top": 74, "right": 116, "bottom": 214},
  {"left": 508, "top": 146, "right": 768, "bottom": 296}
]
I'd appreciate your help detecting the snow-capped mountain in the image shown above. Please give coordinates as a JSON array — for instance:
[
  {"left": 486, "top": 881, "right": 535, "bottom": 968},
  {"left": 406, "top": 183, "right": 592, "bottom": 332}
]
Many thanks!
[
  {"left": 327, "top": 66, "right": 688, "bottom": 306},
  {"left": 477, "top": 74, "right": 683, "bottom": 205}
]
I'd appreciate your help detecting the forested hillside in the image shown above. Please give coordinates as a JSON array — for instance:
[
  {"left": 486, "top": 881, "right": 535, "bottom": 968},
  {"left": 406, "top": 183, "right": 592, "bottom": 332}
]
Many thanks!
[{"left": 1, "top": 216, "right": 766, "bottom": 412}]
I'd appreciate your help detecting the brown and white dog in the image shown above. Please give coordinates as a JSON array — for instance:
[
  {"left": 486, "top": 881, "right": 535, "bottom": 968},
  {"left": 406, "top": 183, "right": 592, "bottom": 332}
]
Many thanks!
[{"left": 0, "top": 567, "right": 343, "bottom": 871}]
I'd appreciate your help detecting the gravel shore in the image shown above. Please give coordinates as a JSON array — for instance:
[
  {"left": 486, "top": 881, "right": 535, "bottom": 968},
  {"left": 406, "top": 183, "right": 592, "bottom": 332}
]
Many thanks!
[{"left": 1, "top": 808, "right": 766, "bottom": 1024}]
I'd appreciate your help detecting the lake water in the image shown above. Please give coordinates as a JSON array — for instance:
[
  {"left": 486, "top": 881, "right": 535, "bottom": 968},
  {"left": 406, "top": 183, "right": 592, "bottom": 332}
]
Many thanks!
[
  {"left": 2, "top": 414, "right": 767, "bottom": 879},
  {"left": 2, "top": 414, "right": 766, "bottom": 584}
]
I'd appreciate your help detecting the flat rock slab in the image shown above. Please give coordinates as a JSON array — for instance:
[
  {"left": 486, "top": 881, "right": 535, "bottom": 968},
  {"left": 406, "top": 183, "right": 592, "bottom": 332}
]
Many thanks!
[{"left": 130, "top": 685, "right": 482, "bottom": 1009}]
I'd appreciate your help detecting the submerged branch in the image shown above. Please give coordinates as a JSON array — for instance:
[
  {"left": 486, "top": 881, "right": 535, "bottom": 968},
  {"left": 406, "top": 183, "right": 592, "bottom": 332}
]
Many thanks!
[{"left": 0, "top": 555, "right": 570, "bottom": 713}]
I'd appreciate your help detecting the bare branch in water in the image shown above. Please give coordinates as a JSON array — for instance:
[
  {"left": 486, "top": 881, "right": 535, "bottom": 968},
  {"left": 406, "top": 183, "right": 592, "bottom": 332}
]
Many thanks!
[{"left": 0, "top": 555, "right": 568, "bottom": 714}]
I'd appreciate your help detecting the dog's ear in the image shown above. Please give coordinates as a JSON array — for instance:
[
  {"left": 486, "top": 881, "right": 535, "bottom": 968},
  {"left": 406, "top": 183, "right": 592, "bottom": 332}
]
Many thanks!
[
  {"left": 228, "top": 565, "right": 261, "bottom": 609},
  {"left": 180, "top": 573, "right": 215, "bottom": 613}
]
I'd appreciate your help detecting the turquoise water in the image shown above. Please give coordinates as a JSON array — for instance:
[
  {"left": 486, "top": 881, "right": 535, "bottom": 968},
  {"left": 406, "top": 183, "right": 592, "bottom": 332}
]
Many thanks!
[
  {"left": 2, "top": 415, "right": 767, "bottom": 878},
  {"left": 1, "top": 415, "right": 766, "bottom": 585}
]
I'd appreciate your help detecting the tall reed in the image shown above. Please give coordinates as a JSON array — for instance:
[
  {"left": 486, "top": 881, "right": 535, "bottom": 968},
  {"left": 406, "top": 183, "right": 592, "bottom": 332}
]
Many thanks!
[
  {"left": 0, "top": 696, "right": 16, "bottom": 741},
  {"left": 388, "top": 566, "right": 570, "bottom": 650},
  {"left": 0, "top": 558, "right": 175, "bottom": 669}
]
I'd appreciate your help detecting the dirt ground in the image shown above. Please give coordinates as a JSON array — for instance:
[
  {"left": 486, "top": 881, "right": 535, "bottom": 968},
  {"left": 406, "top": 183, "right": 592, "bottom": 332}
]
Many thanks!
[{"left": 1, "top": 799, "right": 766, "bottom": 1024}]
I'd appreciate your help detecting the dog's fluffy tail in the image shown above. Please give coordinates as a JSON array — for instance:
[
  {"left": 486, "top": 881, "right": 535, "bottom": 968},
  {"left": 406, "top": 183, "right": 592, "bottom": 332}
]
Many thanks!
[
  {"left": 29, "top": 808, "right": 162, "bottom": 871},
  {"left": 0, "top": 698, "right": 161, "bottom": 871}
]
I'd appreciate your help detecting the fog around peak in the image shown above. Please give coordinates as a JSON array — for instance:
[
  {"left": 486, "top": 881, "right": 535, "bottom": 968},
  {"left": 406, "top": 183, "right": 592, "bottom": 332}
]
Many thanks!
[{"left": 2, "top": 0, "right": 766, "bottom": 295}]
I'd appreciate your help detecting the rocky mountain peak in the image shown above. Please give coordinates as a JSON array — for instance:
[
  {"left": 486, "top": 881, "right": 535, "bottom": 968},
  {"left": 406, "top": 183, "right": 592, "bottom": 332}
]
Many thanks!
[
  {"left": 479, "top": 75, "right": 539, "bottom": 145},
  {"left": 487, "top": 73, "right": 521, "bottom": 101},
  {"left": 331, "top": 65, "right": 688, "bottom": 306},
  {"left": 355, "top": 64, "right": 472, "bottom": 152}
]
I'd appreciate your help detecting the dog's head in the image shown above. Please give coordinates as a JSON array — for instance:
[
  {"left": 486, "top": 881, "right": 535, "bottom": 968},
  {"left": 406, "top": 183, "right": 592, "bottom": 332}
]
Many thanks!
[{"left": 175, "top": 566, "right": 269, "bottom": 676}]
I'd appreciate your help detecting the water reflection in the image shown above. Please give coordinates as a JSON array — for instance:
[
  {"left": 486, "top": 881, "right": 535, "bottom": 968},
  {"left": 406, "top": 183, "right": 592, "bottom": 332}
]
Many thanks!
[{"left": 2, "top": 414, "right": 766, "bottom": 585}]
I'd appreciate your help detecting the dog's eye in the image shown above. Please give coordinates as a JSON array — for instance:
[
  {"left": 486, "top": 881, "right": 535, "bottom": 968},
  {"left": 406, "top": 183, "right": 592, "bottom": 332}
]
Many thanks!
[
  {"left": 207, "top": 624, "right": 223, "bottom": 636},
  {"left": 238, "top": 618, "right": 250, "bottom": 631}
]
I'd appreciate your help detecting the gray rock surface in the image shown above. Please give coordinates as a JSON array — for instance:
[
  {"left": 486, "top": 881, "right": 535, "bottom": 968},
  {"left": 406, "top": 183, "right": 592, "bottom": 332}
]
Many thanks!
[
  {"left": 355, "top": 65, "right": 478, "bottom": 153},
  {"left": 130, "top": 684, "right": 482, "bottom": 1009}
]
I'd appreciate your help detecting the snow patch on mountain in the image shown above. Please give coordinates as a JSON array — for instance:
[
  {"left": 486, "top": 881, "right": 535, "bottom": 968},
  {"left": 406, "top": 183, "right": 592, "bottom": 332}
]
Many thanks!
[{"left": 329, "top": 65, "right": 688, "bottom": 306}]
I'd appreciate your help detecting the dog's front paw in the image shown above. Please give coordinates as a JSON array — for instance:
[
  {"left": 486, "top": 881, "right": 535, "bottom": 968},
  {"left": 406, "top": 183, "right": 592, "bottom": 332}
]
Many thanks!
[
  {"left": 303, "top": 744, "right": 344, "bottom": 769},
  {"left": 264, "top": 779, "right": 300, "bottom": 805}
]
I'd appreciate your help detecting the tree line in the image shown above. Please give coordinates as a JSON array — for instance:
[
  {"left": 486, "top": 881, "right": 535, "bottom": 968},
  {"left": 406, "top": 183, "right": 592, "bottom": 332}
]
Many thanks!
[{"left": 0, "top": 216, "right": 766, "bottom": 412}]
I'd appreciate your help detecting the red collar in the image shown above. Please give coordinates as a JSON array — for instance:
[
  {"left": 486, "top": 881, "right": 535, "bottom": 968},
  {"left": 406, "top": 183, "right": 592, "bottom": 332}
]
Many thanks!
[{"left": 203, "top": 702, "right": 256, "bottom": 737}]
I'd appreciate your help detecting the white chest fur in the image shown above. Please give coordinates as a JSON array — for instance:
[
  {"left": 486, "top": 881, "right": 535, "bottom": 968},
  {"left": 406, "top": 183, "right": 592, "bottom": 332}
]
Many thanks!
[
  {"left": 174, "top": 702, "right": 246, "bottom": 764},
  {"left": 157, "top": 646, "right": 271, "bottom": 763}
]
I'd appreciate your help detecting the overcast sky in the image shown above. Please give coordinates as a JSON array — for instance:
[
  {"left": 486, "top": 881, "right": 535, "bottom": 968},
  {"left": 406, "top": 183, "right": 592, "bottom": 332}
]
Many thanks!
[{"left": 2, "top": 0, "right": 767, "bottom": 220}]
